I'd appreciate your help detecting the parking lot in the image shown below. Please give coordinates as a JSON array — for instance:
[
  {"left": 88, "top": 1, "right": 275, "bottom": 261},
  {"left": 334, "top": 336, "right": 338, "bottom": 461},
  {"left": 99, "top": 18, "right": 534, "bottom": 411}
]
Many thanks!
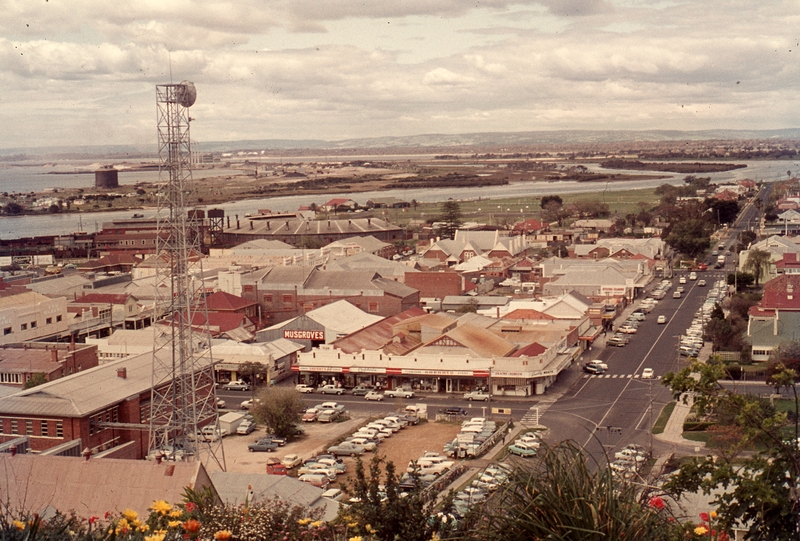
[{"left": 206, "top": 412, "right": 462, "bottom": 490}]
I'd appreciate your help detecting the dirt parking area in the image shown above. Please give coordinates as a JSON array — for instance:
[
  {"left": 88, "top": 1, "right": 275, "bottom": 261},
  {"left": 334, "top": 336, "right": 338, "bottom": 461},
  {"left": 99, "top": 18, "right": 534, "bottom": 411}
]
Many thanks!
[{"left": 207, "top": 414, "right": 462, "bottom": 492}]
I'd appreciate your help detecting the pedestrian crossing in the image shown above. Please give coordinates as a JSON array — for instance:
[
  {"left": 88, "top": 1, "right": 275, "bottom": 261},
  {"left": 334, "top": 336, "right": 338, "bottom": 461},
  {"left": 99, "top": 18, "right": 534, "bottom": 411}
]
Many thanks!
[{"left": 583, "top": 374, "right": 662, "bottom": 379}]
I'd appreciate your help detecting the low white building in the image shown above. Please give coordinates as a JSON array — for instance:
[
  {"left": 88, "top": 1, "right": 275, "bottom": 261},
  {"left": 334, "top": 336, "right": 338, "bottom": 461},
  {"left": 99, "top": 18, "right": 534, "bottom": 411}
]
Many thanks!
[{"left": 0, "top": 291, "right": 69, "bottom": 345}]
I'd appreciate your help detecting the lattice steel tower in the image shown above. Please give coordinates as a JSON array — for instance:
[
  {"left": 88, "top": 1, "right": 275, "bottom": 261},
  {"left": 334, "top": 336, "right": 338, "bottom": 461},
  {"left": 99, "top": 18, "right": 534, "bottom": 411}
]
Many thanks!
[{"left": 148, "top": 81, "right": 225, "bottom": 469}]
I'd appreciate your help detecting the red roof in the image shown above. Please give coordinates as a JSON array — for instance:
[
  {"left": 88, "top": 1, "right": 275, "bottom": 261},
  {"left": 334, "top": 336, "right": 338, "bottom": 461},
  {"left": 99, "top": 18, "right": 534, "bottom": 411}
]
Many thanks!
[
  {"left": 502, "top": 309, "right": 555, "bottom": 320},
  {"left": 204, "top": 291, "right": 256, "bottom": 311},
  {"left": 513, "top": 218, "right": 546, "bottom": 233},
  {"left": 775, "top": 253, "right": 800, "bottom": 270},
  {"left": 324, "top": 198, "right": 352, "bottom": 207},
  {"left": 332, "top": 307, "right": 427, "bottom": 355},
  {"left": 757, "top": 274, "right": 800, "bottom": 311},
  {"left": 512, "top": 342, "right": 548, "bottom": 357}
]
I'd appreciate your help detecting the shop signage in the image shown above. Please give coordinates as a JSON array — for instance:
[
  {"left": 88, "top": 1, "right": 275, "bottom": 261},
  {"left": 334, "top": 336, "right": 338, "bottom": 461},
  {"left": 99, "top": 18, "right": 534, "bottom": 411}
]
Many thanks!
[
  {"left": 402, "top": 368, "right": 473, "bottom": 376},
  {"left": 350, "top": 367, "right": 386, "bottom": 374},
  {"left": 284, "top": 329, "right": 325, "bottom": 340}
]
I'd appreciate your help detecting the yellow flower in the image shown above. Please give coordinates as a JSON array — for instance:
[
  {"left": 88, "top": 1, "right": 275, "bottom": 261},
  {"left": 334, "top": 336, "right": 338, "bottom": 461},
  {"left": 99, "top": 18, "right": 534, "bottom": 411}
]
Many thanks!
[
  {"left": 214, "top": 530, "right": 233, "bottom": 541},
  {"left": 138, "top": 523, "right": 149, "bottom": 532},
  {"left": 145, "top": 532, "right": 167, "bottom": 541},
  {"left": 12, "top": 520, "right": 25, "bottom": 530},
  {"left": 365, "top": 524, "right": 376, "bottom": 534},
  {"left": 168, "top": 520, "right": 182, "bottom": 528},
  {"left": 115, "top": 518, "right": 130, "bottom": 535},
  {"left": 297, "top": 518, "right": 311, "bottom": 526},
  {"left": 347, "top": 522, "right": 358, "bottom": 528},
  {"left": 122, "top": 509, "right": 139, "bottom": 522},
  {"left": 150, "top": 500, "right": 173, "bottom": 515},
  {"left": 694, "top": 525, "right": 708, "bottom": 535},
  {"left": 169, "top": 510, "right": 183, "bottom": 518},
  {"left": 349, "top": 537, "right": 363, "bottom": 541},
  {"left": 710, "top": 511, "right": 718, "bottom": 519},
  {"left": 310, "top": 520, "right": 323, "bottom": 528},
  {"left": 430, "top": 534, "right": 440, "bottom": 541},
  {"left": 133, "top": 519, "right": 142, "bottom": 528}
]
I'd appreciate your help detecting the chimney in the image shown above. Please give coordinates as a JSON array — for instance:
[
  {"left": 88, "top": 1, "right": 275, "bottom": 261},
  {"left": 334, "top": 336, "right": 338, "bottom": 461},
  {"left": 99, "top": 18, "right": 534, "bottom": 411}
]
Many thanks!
[
  {"left": 82, "top": 447, "right": 92, "bottom": 461},
  {"left": 51, "top": 349, "right": 58, "bottom": 362},
  {"left": 117, "top": 367, "right": 127, "bottom": 379},
  {"left": 9, "top": 446, "right": 16, "bottom": 456},
  {"left": 250, "top": 221, "right": 253, "bottom": 230}
]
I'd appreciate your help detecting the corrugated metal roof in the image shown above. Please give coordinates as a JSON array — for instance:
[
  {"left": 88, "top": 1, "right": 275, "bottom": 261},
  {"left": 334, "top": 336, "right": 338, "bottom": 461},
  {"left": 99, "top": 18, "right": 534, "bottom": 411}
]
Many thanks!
[
  {"left": 0, "top": 454, "right": 213, "bottom": 519},
  {"left": 0, "top": 348, "right": 213, "bottom": 417},
  {"left": 0, "top": 290, "right": 50, "bottom": 308},
  {"left": 419, "top": 324, "right": 516, "bottom": 358},
  {"left": 333, "top": 307, "right": 427, "bottom": 354},
  {"left": 305, "top": 299, "right": 384, "bottom": 334}
]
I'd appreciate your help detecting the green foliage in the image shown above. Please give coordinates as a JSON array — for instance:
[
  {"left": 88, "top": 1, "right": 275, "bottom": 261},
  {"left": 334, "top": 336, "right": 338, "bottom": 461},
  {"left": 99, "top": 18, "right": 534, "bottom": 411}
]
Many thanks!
[
  {"left": 249, "top": 386, "right": 304, "bottom": 439},
  {"left": 727, "top": 271, "right": 754, "bottom": 291},
  {"left": 743, "top": 249, "right": 771, "bottom": 286},
  {"left": 461, "top": 441, "right": 678, "bottom": 541},
  {"left": 439, "top": 201, "right": 463, "bottom": 240},
  {"left": 540, "top": 194, "right": 563, "bottom": 208},
  {"left": 23, "top": 373, "right": 48, "bottom": 390},
  {"left": 344, "top": 454, "right": 443, "bottom": 541},
  {"left": 663, "top": 360, "right": 800, "bottom": 538},
  {"left": 664, "top": 218, "right": 711, "bottom": 258}
]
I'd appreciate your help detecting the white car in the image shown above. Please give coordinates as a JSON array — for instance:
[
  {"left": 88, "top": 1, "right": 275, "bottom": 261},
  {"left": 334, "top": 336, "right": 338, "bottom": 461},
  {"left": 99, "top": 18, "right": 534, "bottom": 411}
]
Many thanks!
[
  {"left": 282, "top": 454, "right": 303, "bottom": 469},
  {"left": 641, "top": 368, "right": 655, "bottom": 379},
  {"left": 295, "top": 384, "right": 314, "bottom": 393},
  {"left": 657, "top": 315, "right": 667, "bottom": 324},
  {"left": 679, "top": 276, "right": 687, "bottom": 284},
  {"left": 364, "top": 391, "right": 384, "bottom": 401}
]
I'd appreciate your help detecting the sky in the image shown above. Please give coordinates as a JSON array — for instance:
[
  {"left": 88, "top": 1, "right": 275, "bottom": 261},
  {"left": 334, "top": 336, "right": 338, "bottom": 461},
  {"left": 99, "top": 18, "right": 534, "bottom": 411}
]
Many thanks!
[{"left": 2, "top": 0, "right": 799, "bottom": 150}]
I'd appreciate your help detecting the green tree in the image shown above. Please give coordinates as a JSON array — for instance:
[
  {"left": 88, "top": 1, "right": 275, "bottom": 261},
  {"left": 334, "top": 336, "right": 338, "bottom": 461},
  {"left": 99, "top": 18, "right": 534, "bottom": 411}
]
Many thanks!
[
  {"left": 540, "top": 194, "right": 563, "bottom": 208},
  {"left": 662, "top": 359, "right": 800, "bottom": 539},
  {"left": 743, "top": 248, "right": 771, "bottom": 286},
  {"left": 664, "top": 218, "right": 711, "bottom": 258},
  {"left": 2, "top": 202, "right": 23, "bottom": 215},
  {"left": 439, "top": 200, "right": 463, "bottom": 240},
  {"left": 23, "top": 372, "right": 48, "bottom": 389},
  {"left": 249, "top": 386, "right": 304, "bottom": 439},
  {"left": 344, "top": 454, "right": 445, "bottom": 541},
  {"left": 727, "top": 271, "right": 755, "bottom": 291}
]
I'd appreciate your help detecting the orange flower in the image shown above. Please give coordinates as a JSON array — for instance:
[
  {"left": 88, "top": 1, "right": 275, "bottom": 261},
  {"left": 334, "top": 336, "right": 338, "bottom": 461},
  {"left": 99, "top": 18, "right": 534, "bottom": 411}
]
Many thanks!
[
  {"left": 214, "top": 530, "right": 232, "bottom": 541},
  {"left": 182, "top": 519, "right": 201, "bottom": 533}
]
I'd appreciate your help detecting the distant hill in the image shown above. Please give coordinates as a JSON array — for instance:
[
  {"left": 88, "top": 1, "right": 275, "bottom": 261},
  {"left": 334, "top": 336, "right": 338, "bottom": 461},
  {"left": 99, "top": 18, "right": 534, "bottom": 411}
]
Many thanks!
[{"left": 3, "top": 128, "right": 800, "bottom": 159}]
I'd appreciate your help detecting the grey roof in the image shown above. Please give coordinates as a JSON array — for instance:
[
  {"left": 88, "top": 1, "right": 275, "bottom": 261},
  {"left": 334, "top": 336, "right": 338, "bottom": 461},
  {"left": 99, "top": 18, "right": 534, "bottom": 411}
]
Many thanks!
[
  {"left": 748, "top": 311, "right": 800, "bottom": 348},
  {"left": 325, "top": 252, "right": 417, "bottom": 278},
  {"left": 231, "top": 239, "right": 296, "bottom": 251},
  {"left": 0, "top": 348, "right": 213, "bottom": 417},
  {"left": 326, "top": 235, "right": 390, "bottom": 252},
  {"left": 373, "top": 276, "right": 418, "bottom": 298},
  {"left": 256, "top": 265, "right": 316, "bottom": 287},
  {"left": 209, "top": 471, "right": 339, "bottom": 521},
  {"left": 304, "top": 299, "right": 384, "bottom": 334},
  {"left": 26, "top": 274, "right": 91, "bottom": 297}
]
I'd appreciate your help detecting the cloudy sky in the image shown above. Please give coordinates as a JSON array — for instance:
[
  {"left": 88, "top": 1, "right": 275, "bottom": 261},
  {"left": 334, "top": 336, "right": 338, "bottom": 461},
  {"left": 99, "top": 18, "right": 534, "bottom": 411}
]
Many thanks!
[{"left": 2, "top": 0, "right": 799, "bottom": 150}]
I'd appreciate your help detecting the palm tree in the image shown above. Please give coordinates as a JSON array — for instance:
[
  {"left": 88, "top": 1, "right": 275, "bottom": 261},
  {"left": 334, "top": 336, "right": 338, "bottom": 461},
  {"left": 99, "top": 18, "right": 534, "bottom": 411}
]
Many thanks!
[{"left": 743, "top": 248, "right": 771, "bottom": 286}]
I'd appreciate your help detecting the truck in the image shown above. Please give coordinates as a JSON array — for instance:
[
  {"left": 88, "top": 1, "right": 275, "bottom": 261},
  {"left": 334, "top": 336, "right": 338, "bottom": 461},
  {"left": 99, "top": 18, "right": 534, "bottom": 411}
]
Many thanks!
[
  {"left": 384, "top": 388, "right": 415, "bottom": 398},
  {"left": 717, "top": 254, "right": 726, "bottom": 266}
]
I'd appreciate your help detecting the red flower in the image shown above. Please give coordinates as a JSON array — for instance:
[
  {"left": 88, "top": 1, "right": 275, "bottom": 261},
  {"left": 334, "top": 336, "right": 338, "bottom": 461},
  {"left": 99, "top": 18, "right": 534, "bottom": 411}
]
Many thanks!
[
  {"left": 700, "top": 512, "right": 710, "bottom": 522},
  {"left": 89, "top": 516, "right": 99, "bottom": 525},
  {"left": 104, "top": 512, "right": 110, "bottom": 520},
  {"left": 185, "top": 502, "right": 197, "bottom": 513},
  {"left": 718, "top": 532, "right": 730, "bottom": 541},
  {"left": 648, "top": 496, "right": 665, "bottom": 510},
  {"left": 182, "top": 519, "right": 201, "bottom": 533}
]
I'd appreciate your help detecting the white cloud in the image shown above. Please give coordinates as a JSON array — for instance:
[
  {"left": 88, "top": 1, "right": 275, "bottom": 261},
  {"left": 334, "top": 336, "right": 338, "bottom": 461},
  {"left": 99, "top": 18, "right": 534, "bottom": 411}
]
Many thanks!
[{"left": 0, "top": 0, "right": 798, "bottom": 149}]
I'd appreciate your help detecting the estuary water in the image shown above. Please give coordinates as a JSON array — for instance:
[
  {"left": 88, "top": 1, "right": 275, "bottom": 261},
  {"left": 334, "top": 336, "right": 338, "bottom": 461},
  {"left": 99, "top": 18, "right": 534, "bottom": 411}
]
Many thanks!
[{"left": 0, "top": 159, "right": 797, "bottom": 240}]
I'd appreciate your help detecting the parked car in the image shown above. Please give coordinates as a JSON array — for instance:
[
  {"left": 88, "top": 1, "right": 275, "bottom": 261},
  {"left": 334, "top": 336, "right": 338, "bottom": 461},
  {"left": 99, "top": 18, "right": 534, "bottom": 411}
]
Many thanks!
[
  {"left": 297, "top": 463, "right": 338, "bottom": 481},
  {"left": 350, "top": 386, "right": 372, "bottom": 396},
  {"left": 196, "top": 426, "right": 226, "bottom": 441},
  {"left": 614, "top": 448, "right": 647, "bottom": 462},
  {"left": 364, "top": 391, "right": 384, "bottom": 401},
  {"left": 236, "top": 420, "right": 256, "bottom": 435},
  {"left": 384, "top": 388, "right": 415, "bottom": 398},
  {"left": 262, "top": 433, "right": 287, "bottom": 446},
  {"left": 508, "top": 443, "right": 537, "bottom": 457},
  {"left": 463, "top": 391, "right": 491, "bottom": 401},
  {"left": 302, "top": 408, "right": 320, "bottom": 422},
  {"left": 345, "top": 436, "right": 378, "bottom": 451},
  {"left": 295, "top": 384, "right": 314, "bottom": 393},
  {"left": 318, "top": 384, "right": 344, "bottom": 395},
  {"left": 223, "top": 380, "right": 251, "bottom": 391},
  {"left": 321, "top": 488, "right": 344, "bottom": 501},
  {"left": 216, "top": 399, "right": 226, "bottom": 409},
  {"left": 618, "top": 324, "right": 638, "bottom": 334},
  {"left": 319, "top": 402, "right": 346, "bottom": 412},
  {"left": 248, "top": 439, "right": 278, "bottom": 452},
  {"left": 327, "top": 442, "right": 366, "bottom": 456},
  {"left": 317, "top": 409, "right": 340, "bottom": 423},
  {"left": 266, "top": 458, "right": 286, "bottom": 475},
  {"left": 606, "top": 334, "right": 628, "bottom": 347},
  {"left": 297, "top": 473, "right": 329, "bottom": 489},
  {"left": 282, "top": 454, "right": 303, "bottom": 469}
]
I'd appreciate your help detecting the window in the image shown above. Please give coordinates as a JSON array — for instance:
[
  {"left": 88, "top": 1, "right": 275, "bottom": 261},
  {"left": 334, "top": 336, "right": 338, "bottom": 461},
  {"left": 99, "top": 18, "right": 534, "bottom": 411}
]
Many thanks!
[
  {"left": 3, "top": 327, "right": 10, "bottom": 335},
  {"left": 46, "top": 317, "right": 52, "bottom": 325},
  {"left": 283, "top": 294, "right": 293, "bottom": 308},
  {"left": 11, "top": 419, "right": 18, "bottom": 434},
  {"left": 30, "top": 321, "right": 37, "bottom": 328},
  {"left": 0, "top": 373, "right": 21, "bottom": 384},
  {"left": 26, "top": 420, "right": 33, "bottom": 435},
  {"left": 41, "top": 420, "right": 48, "bottom": 437},
  {"left": 56, "top": 421, "right": 63, "bottom": 438},
  {"left": 368, "top": 302, "right": 379, "bottom": 313},
  {"left": 264, "top": 294, "right": 273, "bottom": 303},
  {"left": 20, "top": 323, "right": 27, "bottom": 331},
  {"left": 56, "top": 315, "right": 62, "bottom": 322}
]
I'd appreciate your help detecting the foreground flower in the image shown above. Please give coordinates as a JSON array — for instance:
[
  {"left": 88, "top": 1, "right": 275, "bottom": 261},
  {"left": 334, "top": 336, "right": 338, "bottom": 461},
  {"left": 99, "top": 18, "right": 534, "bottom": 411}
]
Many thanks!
[
  {"left": 700, "top": 512, "right": 710, "bottom": 522},
  {"left": 12, "top": 520, "right": 25, "bottom": 530},
  {"left": 145, "top": 532, "right": 167, "bottom": 541},
  {"left": 214, "top": 530, "right": 233, "bottom": 541},
  {"left": 168, "top": 520, "right": 182, "bottom": 528},
  {"left": 298, "top": 518, "right": 311, "bottom": 526},
  {"left": 349, "top": 536, "right": 363, "bottom": 541},
  {"left": 648, "top": 496, "right": 665, "bottom": 510},
  {"left": 150, "top": 500, "right": 173, "bottom": 515},
  {"left": 694, "top": 525, "right": 708, "bottom": 535},
  {"left": 122, "top": 509, "right": 139, "bottom": 522},
  {"left": 183, "top": 519, "right": 201, "bottom": 533}
]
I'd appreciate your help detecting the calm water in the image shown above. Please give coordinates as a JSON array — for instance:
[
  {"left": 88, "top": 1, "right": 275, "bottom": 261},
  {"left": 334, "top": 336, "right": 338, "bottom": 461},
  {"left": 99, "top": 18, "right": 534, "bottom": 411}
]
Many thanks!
[{"left": 0, "top": 159, "right": 796, "bottom": 240}]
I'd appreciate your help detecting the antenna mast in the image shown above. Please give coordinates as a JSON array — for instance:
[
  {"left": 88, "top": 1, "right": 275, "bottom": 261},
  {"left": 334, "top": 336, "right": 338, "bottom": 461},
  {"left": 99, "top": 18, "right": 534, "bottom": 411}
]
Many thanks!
[{"left": 149, "top": 81, "right": 225, "bottom": 469}]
